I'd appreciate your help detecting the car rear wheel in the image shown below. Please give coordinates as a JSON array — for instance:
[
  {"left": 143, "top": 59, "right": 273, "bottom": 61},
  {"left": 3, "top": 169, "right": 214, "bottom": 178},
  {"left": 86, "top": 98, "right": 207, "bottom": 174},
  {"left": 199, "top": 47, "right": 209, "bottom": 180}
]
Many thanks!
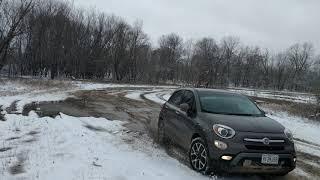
[{"left": 189, "top": 137, "right": 210, "bottom": 173}]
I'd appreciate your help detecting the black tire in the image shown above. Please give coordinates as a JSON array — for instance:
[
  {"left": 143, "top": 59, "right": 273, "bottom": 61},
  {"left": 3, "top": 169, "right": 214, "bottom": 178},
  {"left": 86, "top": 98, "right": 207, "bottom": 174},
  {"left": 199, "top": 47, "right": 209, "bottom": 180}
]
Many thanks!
[
  {"left": 189, "top": 137, "right": 211, "bottom": 174},
  {"left": 158, "top": 118, "right": 168, "bottom": 145}
]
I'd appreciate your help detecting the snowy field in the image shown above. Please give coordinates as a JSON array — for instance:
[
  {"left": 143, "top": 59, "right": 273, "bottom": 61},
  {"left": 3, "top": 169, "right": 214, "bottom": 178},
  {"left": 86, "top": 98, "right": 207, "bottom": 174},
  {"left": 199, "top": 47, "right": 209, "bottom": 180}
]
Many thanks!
[
  {"left": 1, "top": 113, "right": 207, "bottom": 180},
  {"left": 227, "top": 87, "right": 317, "bottom": 104},
  {"left": 1, "top": 79, "right": 320, "bottom": 179}
]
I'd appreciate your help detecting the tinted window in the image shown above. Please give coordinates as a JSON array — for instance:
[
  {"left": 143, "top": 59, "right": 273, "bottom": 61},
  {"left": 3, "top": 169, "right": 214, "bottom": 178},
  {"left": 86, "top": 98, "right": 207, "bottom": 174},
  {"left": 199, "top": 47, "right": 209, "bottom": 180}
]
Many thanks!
[
  {"left": 182, "top": 90, "right": 197, "bottom": 115},
  {"left": 181, "top": 90, "right": 195, "bottom": 108},
  {"left": 168, "top": 90, "right": 184, "bottom": 106},
  {"left": 198, "top": 91, "right": 262, "bottom": 116}
]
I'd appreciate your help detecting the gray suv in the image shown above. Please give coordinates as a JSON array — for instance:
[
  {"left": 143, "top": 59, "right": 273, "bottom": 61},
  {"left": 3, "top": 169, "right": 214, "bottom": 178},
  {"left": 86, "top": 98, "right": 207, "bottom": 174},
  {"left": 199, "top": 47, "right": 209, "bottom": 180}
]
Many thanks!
[{"left": 158, "top": 88, "right": 296, "bottom": 175}]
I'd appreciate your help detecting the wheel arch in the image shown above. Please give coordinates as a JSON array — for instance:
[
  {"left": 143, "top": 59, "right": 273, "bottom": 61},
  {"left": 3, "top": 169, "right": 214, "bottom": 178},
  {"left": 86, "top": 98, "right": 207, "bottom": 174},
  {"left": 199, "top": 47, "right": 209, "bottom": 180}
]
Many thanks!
[{"left": 191, "top": 131, "right": 208, "bottom": 145}]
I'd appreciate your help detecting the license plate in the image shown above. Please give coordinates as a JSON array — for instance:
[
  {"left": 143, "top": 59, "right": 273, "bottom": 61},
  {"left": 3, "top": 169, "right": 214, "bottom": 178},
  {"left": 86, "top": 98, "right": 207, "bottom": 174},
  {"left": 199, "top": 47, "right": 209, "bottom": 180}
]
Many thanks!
[{"left": 261, "top": 154, "right": 279, "bottom": 165}]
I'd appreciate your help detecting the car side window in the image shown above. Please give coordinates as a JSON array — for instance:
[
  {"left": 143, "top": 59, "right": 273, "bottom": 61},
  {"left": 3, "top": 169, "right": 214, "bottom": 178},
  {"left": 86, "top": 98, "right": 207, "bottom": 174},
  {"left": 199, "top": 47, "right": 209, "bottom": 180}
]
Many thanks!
[
  {"left": 168, "top": 90, "right": 184, "bottom": 107},
  {"left": 181, "top": 90, "right": 195, "bottom": 108},
  {"left": 182, "top": 90, "right": 197, "bottom": 114}
]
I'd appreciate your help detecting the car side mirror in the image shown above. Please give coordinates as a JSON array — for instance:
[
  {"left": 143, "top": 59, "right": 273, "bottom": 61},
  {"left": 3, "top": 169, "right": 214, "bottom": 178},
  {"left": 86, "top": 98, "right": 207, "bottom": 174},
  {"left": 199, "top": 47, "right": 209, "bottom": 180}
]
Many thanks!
[{"left": 180, "top": 103, "right": 190, "bottom": 112}]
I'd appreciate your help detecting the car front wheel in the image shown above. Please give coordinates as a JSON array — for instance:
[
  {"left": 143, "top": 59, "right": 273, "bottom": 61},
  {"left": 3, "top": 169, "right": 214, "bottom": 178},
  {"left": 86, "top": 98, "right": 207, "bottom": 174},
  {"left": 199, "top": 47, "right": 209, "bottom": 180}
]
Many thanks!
[{"left": 189, "top": 137, "right": 210, "bottom": 173}]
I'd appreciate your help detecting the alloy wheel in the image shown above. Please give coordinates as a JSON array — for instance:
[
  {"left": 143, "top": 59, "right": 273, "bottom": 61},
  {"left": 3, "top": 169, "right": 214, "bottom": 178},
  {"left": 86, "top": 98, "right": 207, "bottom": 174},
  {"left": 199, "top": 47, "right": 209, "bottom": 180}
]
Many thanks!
[{"left": 190, "top": 141, "right": 208, "bottom": 171}]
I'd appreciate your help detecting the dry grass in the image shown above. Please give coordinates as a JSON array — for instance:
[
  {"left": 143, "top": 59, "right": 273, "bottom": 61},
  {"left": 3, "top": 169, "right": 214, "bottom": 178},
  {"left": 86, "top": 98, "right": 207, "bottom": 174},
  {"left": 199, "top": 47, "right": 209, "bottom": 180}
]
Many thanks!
[
  {"left": 14, "top": 78, "right": 73, "bottom": 89},
  {"left": 0, "top": 78, "right": 75, "bottom": 94}
]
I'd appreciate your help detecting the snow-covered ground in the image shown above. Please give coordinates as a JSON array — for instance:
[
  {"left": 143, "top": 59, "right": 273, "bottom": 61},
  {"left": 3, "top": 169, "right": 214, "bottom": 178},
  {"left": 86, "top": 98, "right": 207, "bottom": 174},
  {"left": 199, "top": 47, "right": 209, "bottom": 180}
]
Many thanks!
[
  {"left": 0, "top": 112, "right": 207, "bottom": 180},
  {"left": 1, "top": 80, "right": 210, "bottom": 180},
  {"left": 266, "top": 110, "right": 320, "bottom": 157},
  {"left": 1, "top": 79, "right": 320, "bottom": 179},
  {"left": 227, "top": 87, "right": 317, "bottom": 104}
]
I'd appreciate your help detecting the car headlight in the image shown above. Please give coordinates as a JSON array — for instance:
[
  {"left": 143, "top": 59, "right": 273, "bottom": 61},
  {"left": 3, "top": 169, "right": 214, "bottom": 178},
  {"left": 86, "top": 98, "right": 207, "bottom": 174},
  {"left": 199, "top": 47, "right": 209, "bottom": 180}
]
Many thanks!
[
  {"left": 284, "top": 128, "right": 294, "bottom": 142},
  {"left": 213, "top": 124, "right": 235, "bottom": 139}
]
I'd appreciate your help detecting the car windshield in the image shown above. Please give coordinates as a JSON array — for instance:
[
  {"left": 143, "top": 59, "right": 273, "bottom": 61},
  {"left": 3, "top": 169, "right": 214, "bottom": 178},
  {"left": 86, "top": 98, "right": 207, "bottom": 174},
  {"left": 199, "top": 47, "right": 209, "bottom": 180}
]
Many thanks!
[{"left": 198, "top": 91, "right": 263, "bottom": 116}]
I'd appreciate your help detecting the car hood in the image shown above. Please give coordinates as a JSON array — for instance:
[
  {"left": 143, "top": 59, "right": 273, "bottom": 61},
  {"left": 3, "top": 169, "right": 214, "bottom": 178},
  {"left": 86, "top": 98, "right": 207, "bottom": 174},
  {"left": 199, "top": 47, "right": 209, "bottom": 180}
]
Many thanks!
[{"left": 200, "top": 112, "right": 285, "bottom": 133}]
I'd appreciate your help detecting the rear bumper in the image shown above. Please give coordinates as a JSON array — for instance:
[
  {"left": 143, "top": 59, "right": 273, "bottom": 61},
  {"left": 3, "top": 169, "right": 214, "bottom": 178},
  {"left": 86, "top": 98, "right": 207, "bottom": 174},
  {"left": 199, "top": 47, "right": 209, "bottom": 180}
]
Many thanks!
[{"left": 212, "top": 152, "right": 296, "bottom": 175}]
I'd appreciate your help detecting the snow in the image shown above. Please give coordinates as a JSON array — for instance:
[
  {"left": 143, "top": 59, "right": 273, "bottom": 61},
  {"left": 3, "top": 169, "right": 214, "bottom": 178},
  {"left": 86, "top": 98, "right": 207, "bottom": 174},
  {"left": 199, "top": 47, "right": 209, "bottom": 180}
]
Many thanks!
[
  {"left": 0, "top": 81, "right": 28, "bottom": 95},
  {"left": 228, "top": 87, "right": 317, "bottom": 104},
  {"left": 125, "top": 91, "right": 144, "bottom": 101},
  {"left": 266, "top": 110, "right": 320, "bottom": 146},
  {"left": 0, "top": 112, "right": 208, "bottom": 180},
  {"left": 143, "top": 91, "right": 173, "bottom": 105},
  {"left": 0, "top": 90, "right": 72, "bottom": 113},
  {"left": 263, "top": 109, "right": 320, "bottom": 157},
  {"left": 124, "top": 89, "right": 174, "bottom": 104},
  {"left": 0, "top": 81, "right": 209, "bottom": 180},
  {"left": 72, "top": 81, "right": 177, "bottom": 91}
]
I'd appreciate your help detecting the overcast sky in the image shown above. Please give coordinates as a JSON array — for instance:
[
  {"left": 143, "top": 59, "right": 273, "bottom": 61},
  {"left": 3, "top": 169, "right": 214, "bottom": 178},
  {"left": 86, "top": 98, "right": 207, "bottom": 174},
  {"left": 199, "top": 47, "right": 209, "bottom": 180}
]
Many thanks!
[{"left": 73, "top": 0, "right": 320, "bottom": 52}]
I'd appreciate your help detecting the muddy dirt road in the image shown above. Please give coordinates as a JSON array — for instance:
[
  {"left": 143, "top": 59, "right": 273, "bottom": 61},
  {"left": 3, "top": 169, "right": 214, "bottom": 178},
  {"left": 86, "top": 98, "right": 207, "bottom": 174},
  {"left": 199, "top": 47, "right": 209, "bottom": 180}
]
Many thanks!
[{"left": 19, "top": 87, "right": 320, "bottom": 180}]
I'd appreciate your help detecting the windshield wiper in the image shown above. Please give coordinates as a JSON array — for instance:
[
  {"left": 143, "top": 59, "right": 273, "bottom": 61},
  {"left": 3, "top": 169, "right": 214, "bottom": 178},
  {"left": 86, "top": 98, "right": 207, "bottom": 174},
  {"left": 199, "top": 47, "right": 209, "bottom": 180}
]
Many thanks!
[
  {"left": 224, "top": 113, "right": 254, "bottom": 116},
  {"left": 202, "top": 110, "right": 260, "bottom": 117}
]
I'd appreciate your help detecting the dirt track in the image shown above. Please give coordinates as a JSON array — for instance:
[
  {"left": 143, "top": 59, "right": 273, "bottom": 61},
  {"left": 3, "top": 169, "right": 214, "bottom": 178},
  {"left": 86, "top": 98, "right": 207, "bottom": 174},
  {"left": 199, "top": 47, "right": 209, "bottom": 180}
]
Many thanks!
[{"left": 18, "top": 87, "right": 320, "bottom": 180}]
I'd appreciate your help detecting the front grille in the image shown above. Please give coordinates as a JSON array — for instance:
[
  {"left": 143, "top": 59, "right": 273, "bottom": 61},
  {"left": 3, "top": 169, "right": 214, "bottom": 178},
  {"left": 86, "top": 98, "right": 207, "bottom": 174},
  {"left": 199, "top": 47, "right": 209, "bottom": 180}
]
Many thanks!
[
  {"left": 244, "top": 138, "right": 285, "bottom": 144},
  {"left": 245, "top": 145, "right": 285, "bottom": 151}
]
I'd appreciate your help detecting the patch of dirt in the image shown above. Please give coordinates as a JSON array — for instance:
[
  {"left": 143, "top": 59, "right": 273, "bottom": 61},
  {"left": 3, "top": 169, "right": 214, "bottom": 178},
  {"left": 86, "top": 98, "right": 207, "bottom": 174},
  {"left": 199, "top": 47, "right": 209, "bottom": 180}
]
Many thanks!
[
  {"left": 22, "top": 138, "right": 37, "bottom": 143},
  {"left": 6, "top": 100, "right": 20, "bottom": 114},
  {"left": 22, "top": 88, "right": 161, "bottom": 139},
  {"left": 296, "top": 160, "right": 320, "bottom": 178},
  {"left": 6, "top": 136, "right": 21, "bottom": 141},
  {"left": 84, "top": 124, "right": 107, "bottom": 132},
  {"left": 9, "top": 154, "right": 26, "bottom": 175},
  {"left": 22, "top": 102, "right": 38, "bottom": 116},
  {"left": 26, "top": 131, "right": 40, "bottom": 136},
  {"left": 9, "top": 163, "right": 25, "bottom": 175},
  {"left": 0, "top": 147, "right": 12, "bottom": 152},
  {"left": 296, "top": 152, "right": 320, "bottom": 165},
  {"left": 0, "top": 106, "right": 5, "bottom": 121}
]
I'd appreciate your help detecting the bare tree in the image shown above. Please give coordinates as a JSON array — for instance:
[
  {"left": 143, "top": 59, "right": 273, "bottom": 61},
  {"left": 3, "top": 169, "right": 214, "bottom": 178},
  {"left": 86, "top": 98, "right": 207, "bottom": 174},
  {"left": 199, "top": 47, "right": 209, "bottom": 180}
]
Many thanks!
[
  {"left": 287, "top": 43, "right": 314, "bottom": 90},
  {"left": 0, "top": 0, "right": 319, "bottom": 92},
  {"left": 0, "top": 0, "right": 33, "bottom": 70},
  {"left": 220, "top": 36, "right": 239, "bottom": 85},
  {"left": 158, "top": 33, "right": 183, "bottom": 82}
]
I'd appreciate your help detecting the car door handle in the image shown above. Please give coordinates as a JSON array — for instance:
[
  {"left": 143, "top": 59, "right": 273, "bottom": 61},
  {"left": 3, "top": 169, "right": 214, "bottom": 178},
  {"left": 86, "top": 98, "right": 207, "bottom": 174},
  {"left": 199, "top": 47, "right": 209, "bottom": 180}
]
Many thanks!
[{"left": 175, "top": 111, "right": 181, "bottom": 115}]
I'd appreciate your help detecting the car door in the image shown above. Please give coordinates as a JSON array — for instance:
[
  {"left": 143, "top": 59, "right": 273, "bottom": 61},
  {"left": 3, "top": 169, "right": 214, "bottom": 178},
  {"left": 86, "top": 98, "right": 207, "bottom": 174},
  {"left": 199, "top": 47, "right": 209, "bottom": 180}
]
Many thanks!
[
  {"left": 163, "top": 90, "right": 184, "bottom": 140},
  {"left": 173, "top": 90, "right": 198, "bottom": 149}
]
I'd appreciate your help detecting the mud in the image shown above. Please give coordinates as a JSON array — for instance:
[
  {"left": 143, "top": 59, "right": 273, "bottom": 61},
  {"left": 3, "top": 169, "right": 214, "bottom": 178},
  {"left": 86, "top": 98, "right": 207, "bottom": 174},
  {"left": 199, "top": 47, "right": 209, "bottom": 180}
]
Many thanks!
[
  {"left": 0, "top": 147, "right": 12, "bottom": 152},
  {"left": 0, "top": 105, "right": 5, "bottom": 121},
  {"left": 22, "top": 89, "right": 161, "bottom": 139},
  {"left": 5, "top": 100, "right": 20, "bottom": 114},
  {"left": 9, "top": 153, "right": 27, "bottom": 175}
]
